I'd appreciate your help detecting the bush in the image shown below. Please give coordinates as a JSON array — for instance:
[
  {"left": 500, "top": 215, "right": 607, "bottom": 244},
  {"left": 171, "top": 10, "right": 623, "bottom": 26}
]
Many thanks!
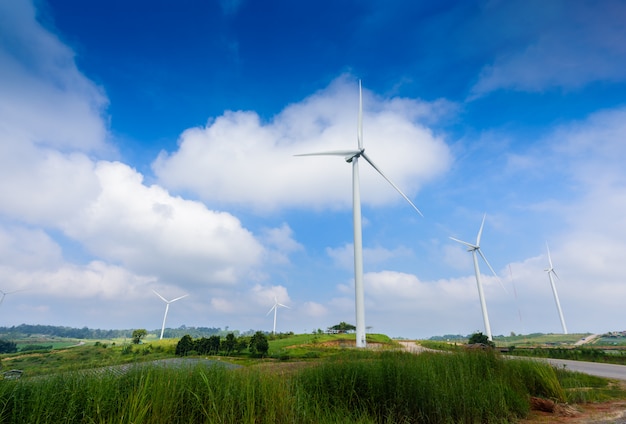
[
  {"left": 249, "top": 331, "right": 269, "bottom": 357},
  {"left": 0, "top": 339, "right": 17, "bottom": 354}
]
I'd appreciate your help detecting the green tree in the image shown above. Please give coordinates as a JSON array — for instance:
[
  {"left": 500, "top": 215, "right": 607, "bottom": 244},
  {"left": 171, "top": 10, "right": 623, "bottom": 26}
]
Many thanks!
[
  {"left": 249, "top": 331, "right": 269, "bottom": 357},
  {"left": 195, "top": 337, "right": 211, "bottom": 354},
  {"left": 175, "top": 334, "right": 194, "bottom": 356},
  {"left": 0, "top": 339, "right": 17, "bottom": 354},
  {"left": 329, "top": 322, "right": 356, "bottom": 333},
  {"left": 131, "top": 329, "right": 148, "bottom": 344},
  {"left": 208, "top": 335, "right": 221, "bottom": 354},
  {"left": 222, "top": 332, "right": 236, "bottom": 354},
  {"left": 235, "top": 337, "right": 249, "bottom": 353},
  {"left": 468, "top": 332, "right": 495, "bottom": 348}
]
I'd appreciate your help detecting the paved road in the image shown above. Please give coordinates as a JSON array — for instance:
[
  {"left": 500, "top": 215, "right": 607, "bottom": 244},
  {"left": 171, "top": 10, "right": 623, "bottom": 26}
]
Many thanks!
[{"left": 541, "top": 358, "right": 626, "bottom": 381}]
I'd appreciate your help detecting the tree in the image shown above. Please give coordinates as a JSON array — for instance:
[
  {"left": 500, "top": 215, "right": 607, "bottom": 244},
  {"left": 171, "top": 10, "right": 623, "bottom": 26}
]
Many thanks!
[
  {"left": 249, "top": 331, "right": 269, "bottom": 357},
  {"left": 208, "top": 335, "right": 221, "bottom": 354},
  {"left": 222, "top": 332, "right": 236, "bottom": 354},
  {"left": 0, "top": 339, "right": 17, "bottom": 354},
  {"left": 329, "top": 322, "right": 356, "bottom": 333},
  {"left": 131, "top": 329, "right": 148, "bottom": 344},
  {"left": 175, "top": 334, "right": 194, "bottom": 356},
  {"left": 468, "top": 332, "right": 495, "bottom": 348}
]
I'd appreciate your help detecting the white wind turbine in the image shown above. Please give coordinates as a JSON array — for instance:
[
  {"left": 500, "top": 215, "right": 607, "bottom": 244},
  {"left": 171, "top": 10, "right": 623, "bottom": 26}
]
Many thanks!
[
  {"left": 545, "top": 243, "right": 568, "bottom": 334},
  {"left": 296, "top": 81, "right": 422, "bottom": 348},
  {"left": 0, "top": 289, "right": 26, "bottom": 310},
  {"left": 0, "top": 290, "right": 15, "bottom": 307},
  {"left": 153, "top": 290, "right": 188, "bottom": 340},
  {"left": 266, "top": 296, "right": 290, "bottom": 334},
  {"left": 450, "top": 214, "right": 502, "bottom": 341}
]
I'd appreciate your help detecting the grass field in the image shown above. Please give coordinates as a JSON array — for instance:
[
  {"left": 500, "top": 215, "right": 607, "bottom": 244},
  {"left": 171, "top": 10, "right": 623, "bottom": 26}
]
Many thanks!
[
  {"left": 4, "top": 346, "right": 621, "bottom": 423},
  {"left": 2, "top": 331, "right": 626, "bottom": 423}
]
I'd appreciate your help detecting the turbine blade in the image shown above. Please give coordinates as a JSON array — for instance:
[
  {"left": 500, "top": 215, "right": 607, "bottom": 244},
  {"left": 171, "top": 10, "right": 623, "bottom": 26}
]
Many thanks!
[
  {"left": 170, "top": 294, "right": 189, "bottom": 303},
  {"left": 266, "top": 305, "right": 276, "bottom": 315},
  {"left": 360, "top": 152, "right": 423, "bottom": 216},
  {"left": 449, "top": 236, "right": 477, "bottom": 250},
  {"left": 277, "top": 303, "right": 290, "bottom": 308},
  {"left": 478, "top": 249, "right": 508, "bottom": 293},
  {"left": 295, "top": 150, "right": 361, "bottom": 157},
  {"left": 546, "top": 242, "right": 554, "bottom": 269},
  {"left": 358, "top": 80, "right": 363, "bottom": 150},
  {"left": 551, "top": 269, "right": 560, "bottom": 280},
  {"left": 152, "top": 290, "right": 168, "bottom": 303},
  {"left": 476, "top": 214, "right": 486, "bottom": 246}
]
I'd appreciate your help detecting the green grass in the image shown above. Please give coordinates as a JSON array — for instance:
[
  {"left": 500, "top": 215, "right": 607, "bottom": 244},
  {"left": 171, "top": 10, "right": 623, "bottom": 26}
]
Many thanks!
[
  {"left": 2, "top": 334, "right": 626, "bottom": 423},
  {"left": 267, "top": 333, "right": 397, "bottom": 359},
  {"left": 2, "top": 350, "right": 604, "bottom": 424},
  {"left": 493, "top": 333, "right": 591, "bottom": 346}
]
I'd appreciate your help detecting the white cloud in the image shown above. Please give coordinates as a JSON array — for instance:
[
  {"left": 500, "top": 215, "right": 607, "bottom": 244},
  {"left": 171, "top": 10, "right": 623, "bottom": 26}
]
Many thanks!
[
  {"left": 250, "top": 283, "right": 291, "bottom": 307},
  {"left": 301, "top": 301, "right": 328, "bottom": 318},
  {"left": 0, "top": 143, "right": 100, "bottom": 226},
  {"left": 63, "top": 161, "right": 264, "bottom": 286},
  {"left": 259, "top": 223, "right": 303, "bottom": 264},
  {"left": 0, "top": 1, "right": 109, "bottom": 151},
  {"left": 0, "top": 225, "right": 63, "bottom": 270},
  {"left": 153, "top": 76, "right": 451, "bottom": 212}
]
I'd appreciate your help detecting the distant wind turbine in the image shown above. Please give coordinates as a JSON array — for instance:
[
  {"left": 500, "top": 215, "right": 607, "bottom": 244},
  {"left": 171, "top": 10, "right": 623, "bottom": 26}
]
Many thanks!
[
  {"left": 153, "top": 290, "right": 188, "bottom": 340},
  {"left": 545, "top": 243, "right": 568, "bottom": 334},
  {"left": 0, "top": 289, "right": 25, "bottom": 309},
  {"left": 296, "top": 80, "right": 422, "bottom": 348},
  {"left": 266, "top": 296, "right": 290, "bottom": 334},
  {"left": 450, "top": 214, "right": 502, "bottom": 341}
]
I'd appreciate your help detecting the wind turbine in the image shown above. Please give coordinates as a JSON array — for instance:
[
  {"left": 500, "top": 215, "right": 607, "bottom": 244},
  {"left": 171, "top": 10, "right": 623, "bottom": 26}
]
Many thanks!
[
  {"left": 545, "top": 243, "right": 568, "bottom": 334},
  {"left": 153, "top": 290, "right": 188, "bottom": 340},
  {"left": 296, "top": 80, "right": 422, "bottom": 348},
  {"left": 0, "top": 289, "right": 25, "bottom": 309},
  {"left": 450, "top": 214, "right": 501, "bottom": 341},
  {"left": 266, "top": 296, "right": 290, "bottom": 334}
]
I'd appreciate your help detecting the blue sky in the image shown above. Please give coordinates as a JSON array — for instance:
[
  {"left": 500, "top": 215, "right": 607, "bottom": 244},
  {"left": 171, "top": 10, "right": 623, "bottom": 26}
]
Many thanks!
[{"left": 1, "top": 0, "right": 626, "bottom": 339}]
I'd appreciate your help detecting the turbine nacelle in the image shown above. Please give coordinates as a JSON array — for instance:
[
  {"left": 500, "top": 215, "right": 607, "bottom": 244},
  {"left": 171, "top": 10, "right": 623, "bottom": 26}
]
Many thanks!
[{"left": 345, "top": 149, "right": 364, "bottom": 163}]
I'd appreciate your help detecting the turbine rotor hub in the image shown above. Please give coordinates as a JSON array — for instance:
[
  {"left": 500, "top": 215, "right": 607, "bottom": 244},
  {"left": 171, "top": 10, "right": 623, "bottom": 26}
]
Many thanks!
[{"left": 345, "top": 148, "right": 365, "bottom": 163}]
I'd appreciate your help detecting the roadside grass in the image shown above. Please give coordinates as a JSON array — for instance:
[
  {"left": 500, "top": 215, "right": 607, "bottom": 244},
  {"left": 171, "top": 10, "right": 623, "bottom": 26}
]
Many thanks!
[
  {"left": 1, "top": 349, "right": 603, "bottom": 424},
  {"left": 554, "top": 366, "right": 626, "bottom": 403}
]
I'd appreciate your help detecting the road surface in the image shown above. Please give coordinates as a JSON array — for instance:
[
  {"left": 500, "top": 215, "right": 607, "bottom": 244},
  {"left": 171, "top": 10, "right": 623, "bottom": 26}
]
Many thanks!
[{"left": 541, "top": 358, "right": 626, "bottom": 381}]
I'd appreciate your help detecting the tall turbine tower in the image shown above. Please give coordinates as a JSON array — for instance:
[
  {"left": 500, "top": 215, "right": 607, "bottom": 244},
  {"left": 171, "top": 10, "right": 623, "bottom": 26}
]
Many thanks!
[
  {"left": 153, "top": 290, "right": 188, "bottom": 340},
  {"left": 450, "top": 214, "right": 501, "bottom": 341},
  {"left": 266, "top": 296, "right": 289, "bottom": 334},
  {"left": 296, "top": 81, "right": 422, "bottom": 348},
  {"left": 545, "top": 243, "right": 568, "bottom": 334}
]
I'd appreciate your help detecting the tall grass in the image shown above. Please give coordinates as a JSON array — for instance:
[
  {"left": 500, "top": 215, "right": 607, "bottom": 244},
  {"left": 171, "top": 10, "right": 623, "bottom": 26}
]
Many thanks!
[
  {"left": 0, "top": 350, "right": 605, "bottom": 424},
  {"left": 296, "top": 350, "right": 560, "bottom": 423}
]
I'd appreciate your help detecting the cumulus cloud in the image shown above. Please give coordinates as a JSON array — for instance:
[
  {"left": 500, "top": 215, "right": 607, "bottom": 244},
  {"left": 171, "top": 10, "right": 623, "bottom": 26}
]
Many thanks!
[
  {"left": 153, "top": 76, "right": 452, "bottom": 212},
  {"left": 0, "top": 1, "right": 285, "bottom": 325},
  {"left": 259, "top": 223, "right": 303, "bottom": 265},
  {"left": 62, "top": 161, "right": 265, "bottom": 286},
  {"left": 0, "top": 0, "right": 109, "bottom": 151}
]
